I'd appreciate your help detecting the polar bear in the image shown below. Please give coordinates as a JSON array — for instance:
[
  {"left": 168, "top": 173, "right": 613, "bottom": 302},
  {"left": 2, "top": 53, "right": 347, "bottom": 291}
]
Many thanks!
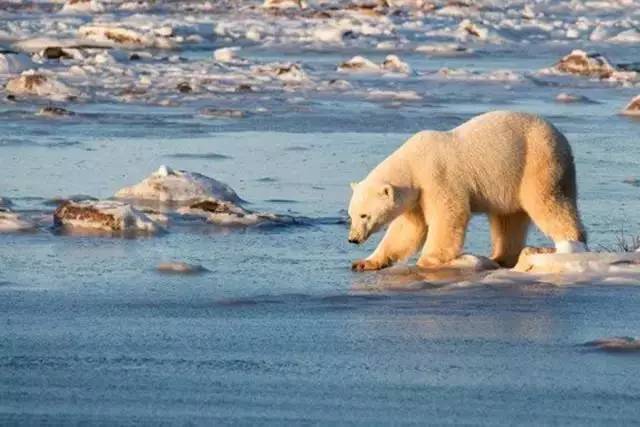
[{"left": 348, "top": 111, "right": 587, "bottom": 271}]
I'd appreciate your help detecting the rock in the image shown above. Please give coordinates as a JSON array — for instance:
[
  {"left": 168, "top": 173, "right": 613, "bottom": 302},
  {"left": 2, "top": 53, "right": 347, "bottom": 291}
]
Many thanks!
[
  {"left": 5, "top": 71, "right": 79, "bottom": 100},
  {"left": 156, "top": 261, "right": 208, "bottom": 274},
  {"left": 584, "top": 337, "right": 640, "bottom": 352},
  {"left": 553, "top": 49, "right": 616, "bottom": 79},
  {"left": 115, "top": 166, "right": 243, "bottom": 204},
  {"left": 457, "top": 19, "right": 490, "bottom": 40},
  {"left": 41, "top": 46, "right": 73, "bottom": 60},
  {"left": 176, "top": 82, "right": 192, "bottom": 93},
  {"left": 621, "top": 95, "right": 640, "bottom": 117},
  {"left": 0, "top": 211, "right": 35, "bottom": 232},
  {"left": 53, "top": 200, "right": 161, "bottom": 233},
  {"left": 255, "top": 63, "right": 308, "bottom": 82}
]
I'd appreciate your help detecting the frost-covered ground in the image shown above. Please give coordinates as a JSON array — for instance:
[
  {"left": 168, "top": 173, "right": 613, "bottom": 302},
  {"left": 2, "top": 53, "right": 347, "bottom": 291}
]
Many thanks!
[{"left": 2, "top": 0, "right": 640, "bottom": 424}]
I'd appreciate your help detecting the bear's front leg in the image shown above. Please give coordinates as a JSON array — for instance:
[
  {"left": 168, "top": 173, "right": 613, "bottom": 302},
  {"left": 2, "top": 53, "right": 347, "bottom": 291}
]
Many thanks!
[
  {"left": 352, "top": 208, "right": 427, "bottom": 272},
  {"left": 417, "top": 208, "right": 469, "bottom": 269}
]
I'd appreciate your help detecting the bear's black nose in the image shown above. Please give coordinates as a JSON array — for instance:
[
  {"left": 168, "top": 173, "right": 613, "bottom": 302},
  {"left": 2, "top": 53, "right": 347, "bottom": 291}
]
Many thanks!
[{"left": 348, "top": 238, "right": 360, "bottom": 244}]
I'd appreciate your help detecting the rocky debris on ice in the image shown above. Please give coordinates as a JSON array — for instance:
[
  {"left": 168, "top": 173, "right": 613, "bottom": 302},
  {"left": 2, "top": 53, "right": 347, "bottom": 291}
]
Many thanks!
[
  {"left": 5, "top": 71, "right": 80, "bottom": 101},
  {"left": 78, "top": 24, "right": 176, "bottom": 49},
  {"left": 156, "top": 261, "right": 208, "bottom": 274},
  {"left": 337, "top": 55, "right": 411, "bottom": 75},
  {"left": 178, "top": 198, "right": 295, "bottom": 227},
  {"left": 621, "top": 95, "right": 640, "bottom": 117},
  {"left": 53, "top": 200, "right": 162, "bottom": 233},
  {"left": 513, "top": 247, "right": 640, "bottom": 275},
  {"left": 115, "top": 166, "right": 243, "bottom": 205},
  {"left": 0, "top": 53, "right": 32, "bottom": 74}
]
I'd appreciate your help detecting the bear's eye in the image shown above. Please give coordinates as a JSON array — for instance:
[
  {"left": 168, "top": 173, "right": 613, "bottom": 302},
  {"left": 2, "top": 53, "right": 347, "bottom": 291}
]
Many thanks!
[{"left": 360, "top": 214, "right": 367, "bottom": 219}]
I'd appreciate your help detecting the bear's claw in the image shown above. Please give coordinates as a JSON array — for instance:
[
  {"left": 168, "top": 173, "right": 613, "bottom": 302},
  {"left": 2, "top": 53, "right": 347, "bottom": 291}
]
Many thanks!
[{"left": 351, "top": 259, "right": 382, "bottom": 271}]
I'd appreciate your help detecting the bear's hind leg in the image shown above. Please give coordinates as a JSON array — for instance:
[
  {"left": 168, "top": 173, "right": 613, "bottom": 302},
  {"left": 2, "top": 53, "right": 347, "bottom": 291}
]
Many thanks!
[
  {"left": 489, "top": 211, "right": 530, "bottom": 268},
  {"left": 352, "top": 207, "right": 427, "bottom": 271},
  {"left": 522, "top": 196, "right": 587, "bottom": 252}
]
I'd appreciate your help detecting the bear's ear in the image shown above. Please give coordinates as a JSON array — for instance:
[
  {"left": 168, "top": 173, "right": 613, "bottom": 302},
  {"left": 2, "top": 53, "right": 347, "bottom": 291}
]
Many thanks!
[
  {"left": 380, "top": 183, "right": 394, "bottom": 199},
  {"left": 350, "top": 182, "right": 358, "bottom": 191}
]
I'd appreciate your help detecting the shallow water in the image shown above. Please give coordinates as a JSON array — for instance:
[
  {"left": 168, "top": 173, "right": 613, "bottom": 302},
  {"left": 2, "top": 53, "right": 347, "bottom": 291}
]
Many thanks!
[{"left": 2, "top": 1, "right": 640, "bottom": 424}]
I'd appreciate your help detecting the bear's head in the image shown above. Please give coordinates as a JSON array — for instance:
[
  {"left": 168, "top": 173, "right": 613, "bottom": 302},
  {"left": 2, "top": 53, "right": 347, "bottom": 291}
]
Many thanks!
[{"left": 348, "top": 180, "right": 403, "bottom": 244}]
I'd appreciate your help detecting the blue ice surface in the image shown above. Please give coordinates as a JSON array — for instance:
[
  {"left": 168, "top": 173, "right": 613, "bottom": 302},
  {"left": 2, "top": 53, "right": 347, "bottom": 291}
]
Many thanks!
[{"left": 2, "top": 12, "right": 640, "bottom": 426}]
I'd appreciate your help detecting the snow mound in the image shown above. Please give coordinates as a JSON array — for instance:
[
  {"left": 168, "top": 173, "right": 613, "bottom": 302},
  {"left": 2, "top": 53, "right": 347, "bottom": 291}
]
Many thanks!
[
  {"left": 514, "top": 247, "right": 640, "bottom": 275},
  {"left": 338, "top": 55, "right": 411, "bottom": 75},
  {"left": 178, "top": 199, "right": 296, "bottom": 227},
  {"left": 0, "top": 211, "right": 35, "bottom": 232},
  {"left": 78, "top": 24, "right": 175, "bottom": 49},
  {"left": 621, "top": 95, "right": 640, "bottom": 117},
  {"left": 53, "top": 200, "right": 161, "bottom": 233},
  {"left": 5, "top": 71, "right": 80, "bottom": 101},
  {"left": 60, "top": 0, "right": 105, "bottom": 13},
  {"left": 115, "top": 166, "right": 243, "bottom": 204}
]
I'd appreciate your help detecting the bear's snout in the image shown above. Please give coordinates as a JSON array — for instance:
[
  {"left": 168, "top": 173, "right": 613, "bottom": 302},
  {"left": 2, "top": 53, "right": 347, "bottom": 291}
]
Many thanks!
[{"left": 348, "top": 237, "right": 361, "bottom": 244}]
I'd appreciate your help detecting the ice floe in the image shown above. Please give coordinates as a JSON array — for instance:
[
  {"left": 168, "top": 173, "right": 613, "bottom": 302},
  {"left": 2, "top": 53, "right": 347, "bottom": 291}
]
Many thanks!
[
  {"left": 60, "top": 0, "right": 105, "bottom": 13},
  {"left": 53, "top": 200, "right": 162, "bottom": 234},
  {"left": 115, "top": 166, "right": 243, "bottom": 205},
  {"left": 555, "top": 92, "right": 595, "bottom": 104},
  {"left": 552, "top": 50, "right": 616, "bottom": 79}
]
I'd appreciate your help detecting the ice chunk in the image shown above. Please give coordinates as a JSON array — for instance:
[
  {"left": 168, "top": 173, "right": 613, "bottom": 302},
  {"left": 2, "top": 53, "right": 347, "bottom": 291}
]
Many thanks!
[
  {"left": 555, "top": 92, "right": 594, "bottom": 103},
  {"left": 214, "top": 47, "right": 244, "bottom": 64},
  {"left": 115, "top": 166, "right": 243, "bottom": 204},
  {"left": 53, "top": 200, "right": 162, "bottom": 233},
  {"left": 262, "top": 0, "right": 303, "bottom": 9}
]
